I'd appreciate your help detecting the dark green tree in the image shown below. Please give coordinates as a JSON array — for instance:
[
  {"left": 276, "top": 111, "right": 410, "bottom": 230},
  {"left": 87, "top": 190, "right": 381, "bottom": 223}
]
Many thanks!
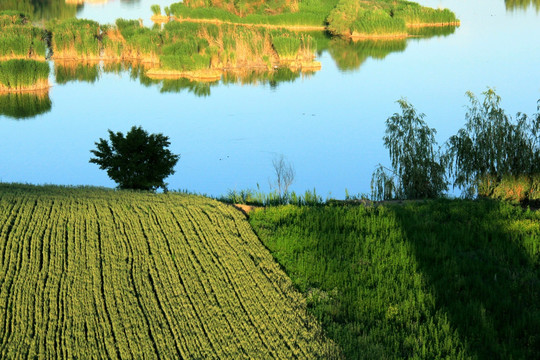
[
  {"left": 445, "top": 89, "right": 540, "bottom": 197},
  {"left": 90, "top": 126, "right": 180, "bottom": 191},
  {"left": 371, "top": 99, "right": 447, "bottom": 200}
]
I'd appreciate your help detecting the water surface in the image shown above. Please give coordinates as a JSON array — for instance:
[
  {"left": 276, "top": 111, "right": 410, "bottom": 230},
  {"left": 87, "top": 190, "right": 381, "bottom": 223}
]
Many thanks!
[{"left": 0, "top": 0, "right": 539, "bottom": 198}]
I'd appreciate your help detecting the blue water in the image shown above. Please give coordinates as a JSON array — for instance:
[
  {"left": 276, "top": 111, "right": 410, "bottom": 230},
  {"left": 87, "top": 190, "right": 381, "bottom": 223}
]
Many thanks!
[{"left": 0, "top": 0, "right": 539, "bottom": 198}]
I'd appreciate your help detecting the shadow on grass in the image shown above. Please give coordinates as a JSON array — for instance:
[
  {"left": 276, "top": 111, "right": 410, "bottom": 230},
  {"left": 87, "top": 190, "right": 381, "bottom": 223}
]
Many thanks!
[
  {"left": 392, "top": 199, "right": 540, "bottom": 359},
  {"left": 249, "top": 199, "right": 540, "bottom": 359}
]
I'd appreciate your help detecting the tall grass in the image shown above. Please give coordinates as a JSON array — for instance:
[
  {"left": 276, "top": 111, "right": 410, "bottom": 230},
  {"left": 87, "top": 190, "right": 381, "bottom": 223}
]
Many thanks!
[
  {"left": 150, "top": 4, "right": 161, "bottom": 16},
  {"left": 0, "top": 59, "right": 50, "bottom": 91},
  {"left": 0, "top": 13, "right": 47, "bottom": 59},
  {"left": 326, "top": 0, "right": 458, "bottom": 37},
  {"left": 170, "top": 0, "right": 337, "bottom": 26},
  {"left": 50, "top": 18, "right": 101, "bottom": 59},
  {"left": 392, "top": 2, "right": 458, "bottom": 25},
  {"left": 250, "top": 199, "right": 540, "bottom": 359},
  {"left": 0, "top": 91, "right": 51, "bottom": 119}
]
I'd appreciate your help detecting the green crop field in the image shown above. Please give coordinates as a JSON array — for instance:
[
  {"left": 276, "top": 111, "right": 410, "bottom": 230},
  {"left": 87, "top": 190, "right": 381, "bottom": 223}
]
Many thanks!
[{"left": 0, "top": 184, "right": 338, "bottom": 359}]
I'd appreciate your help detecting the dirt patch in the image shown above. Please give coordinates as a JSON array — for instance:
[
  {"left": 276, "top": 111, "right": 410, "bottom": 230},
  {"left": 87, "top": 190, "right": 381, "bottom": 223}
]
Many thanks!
[
  {"left": 233, "top": 204, "right": 259, "bottom": 215},
  {"left": 151, "top": 15, "right": 171, "bottom": 24}
]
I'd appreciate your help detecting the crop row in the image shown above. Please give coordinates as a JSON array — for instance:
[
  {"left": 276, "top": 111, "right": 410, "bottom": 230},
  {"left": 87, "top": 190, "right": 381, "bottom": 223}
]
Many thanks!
[{"left": 0, "top": 184, "right": 339, "bottom": 358}]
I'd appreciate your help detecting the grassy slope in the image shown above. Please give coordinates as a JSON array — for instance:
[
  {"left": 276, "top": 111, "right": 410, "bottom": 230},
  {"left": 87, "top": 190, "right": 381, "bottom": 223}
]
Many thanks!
[
  {"left": 0, "top": 184, "right": 338, "bottom": 359},
  {"left": 249, "top": 200, "right": 540, "bottom": 359}
]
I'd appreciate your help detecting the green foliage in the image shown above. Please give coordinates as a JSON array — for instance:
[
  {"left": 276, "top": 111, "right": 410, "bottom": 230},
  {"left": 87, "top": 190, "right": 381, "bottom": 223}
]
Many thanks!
[
  {"left": 220, "top": 188, "right": 325, "bottom": 206},
  {"left": 170, "top": 0, "right": 336, "bottom": 26},
  {"left": 326, "top": 0, "right": 458, "bottom": 36},
  {"left": 0, "top": 59, "right": 50, "bottom": 89},
  {"left": 271, "top": 34, "right": 301, "bottom": 58},
  {"left": 50, "top": 18, "right": 101, "bottom": 58},
  {"left": 371, "top": 99, "right": 447, "bottom": 200},
  {"left": 250, "top": 199, "right": 540, "bottom": 359},
  {"left": 445, "top": 89, "right": 540, "bottom": 198},
  {"left": 150, "top": 4, "right": 161, "bottom": 16},
  {"left": 0, "top": 92, "right": 51, "bottom": 119},
  {"left": 0, "top": 14, "right": 47, "bottom": 59},
  {"left": 89, "top": 126, "right": 180, "bottom": 191}
]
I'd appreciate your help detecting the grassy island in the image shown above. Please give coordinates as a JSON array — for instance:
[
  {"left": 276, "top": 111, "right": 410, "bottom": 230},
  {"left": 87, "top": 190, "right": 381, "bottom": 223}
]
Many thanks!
[
  {"left": 47, "top": 17, "right": 321, "bottom": 81},
  {"left": 0, "top": 11, "right": 47, "bottom": 61},
  {"left": 169, "top": 0, "right": 459, "bottom": 38}
]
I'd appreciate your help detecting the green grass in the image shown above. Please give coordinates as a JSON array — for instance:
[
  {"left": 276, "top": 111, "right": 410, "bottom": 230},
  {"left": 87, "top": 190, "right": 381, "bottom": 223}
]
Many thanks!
[
  {"left": 50, "top": 18, "right": 101, "bottom": 58},
  {"left": 0, "top": 183, "right": 339, "bottom": 358},
  {"left": 170, "top": 0, "right": 338, "bottom": 26},
  {"left": 171, "top": 0, "right": 458, "bottom": 35},
  {"left": 250, "top": 199, "right": 540, "bottom": 359},
  {"left": 0, "top": 13, "right": 47, "bottom": 59},
  {"left": 326, "top": 0, "right": 458, "bottom": 36},
  {"left": 0, "top": 59, "right": 49, "bottom": 90},
  {"left": 0, "top": 92, "right": 51, "bottom": 118}
]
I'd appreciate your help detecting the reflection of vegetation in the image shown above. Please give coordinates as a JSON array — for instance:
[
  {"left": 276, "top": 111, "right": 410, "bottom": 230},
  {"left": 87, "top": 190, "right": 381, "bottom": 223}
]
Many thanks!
[
  {"left": 505, "top": 0, "right": 540, "bottom": 11},
  {"left": 54, "top": 61, "right": 99, "bottom": 84},
  {"left": 0, "top": 59, "right": 50, "bottom": 92},
  {"left": 0, "top": 91, "right": 51, "bottom": 119},
  {"left": 250, "top": 200, "right": 540, "bottom": 359},
  {"left": 328, "top": 38, "right": 406, "bottom": 71},
  {"left": 407, "top": 25, "right": 456, "bottom": 38},
  {"left": 223, "top": 68, "right": 301, "bottom": 86},
  {"left": 159, "top": 78, "right": 214, "bottom": 96},
  {"left": 0, "top": 12, "right": 47, "bottom": 60},
  {"left": 0, "top": 0, "right": 79, "bottom": 21}
]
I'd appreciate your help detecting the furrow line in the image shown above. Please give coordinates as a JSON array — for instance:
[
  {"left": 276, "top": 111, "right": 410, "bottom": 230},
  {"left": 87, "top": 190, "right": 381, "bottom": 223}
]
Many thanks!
[
  {"left": 184, "top": 205, "right": 274, "bottom": 358},
  {"left": 92, "top": 203, "right": 122, "bottom": 359}
]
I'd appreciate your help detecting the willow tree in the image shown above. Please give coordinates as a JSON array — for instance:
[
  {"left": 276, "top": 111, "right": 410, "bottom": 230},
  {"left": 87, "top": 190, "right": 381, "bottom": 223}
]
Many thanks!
[
  {"left": 445, "top": 89, "right": 540, "bottom": 197},
  {"left": 371, "top": 99, "right": 447, "bottom": 200}
]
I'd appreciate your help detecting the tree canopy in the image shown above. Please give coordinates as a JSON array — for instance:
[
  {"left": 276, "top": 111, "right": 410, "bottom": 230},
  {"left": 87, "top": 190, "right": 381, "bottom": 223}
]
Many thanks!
[{"left": 90, "top": 126, "right": 180, "bottom": 191}]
